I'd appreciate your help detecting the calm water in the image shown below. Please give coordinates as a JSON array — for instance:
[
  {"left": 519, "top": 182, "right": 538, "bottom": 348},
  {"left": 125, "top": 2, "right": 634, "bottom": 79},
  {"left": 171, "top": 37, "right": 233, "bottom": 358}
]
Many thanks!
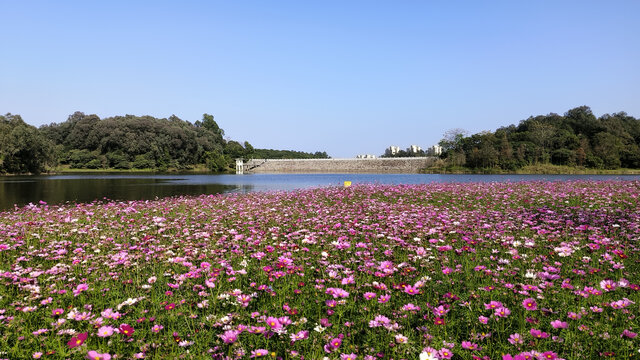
[{"left": 1, "top": 173, "right": 640, "bottom": 211}]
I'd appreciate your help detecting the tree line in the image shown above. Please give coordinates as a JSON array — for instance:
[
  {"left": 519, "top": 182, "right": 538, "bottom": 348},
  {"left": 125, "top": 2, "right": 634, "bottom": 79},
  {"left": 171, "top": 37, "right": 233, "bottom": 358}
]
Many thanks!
[
  {"left": 0, "top": 112, "right": 329, "bottom": 174},
  {"left": 438, "top": 106, "right": 640, "bottom": 170}
]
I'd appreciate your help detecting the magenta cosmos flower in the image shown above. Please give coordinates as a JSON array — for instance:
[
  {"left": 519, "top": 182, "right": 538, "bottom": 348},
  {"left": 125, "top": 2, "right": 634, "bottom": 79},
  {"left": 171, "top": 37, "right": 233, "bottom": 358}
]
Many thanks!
[
  {"left": 522, "top": 298, "right": 537, "bottom": 310},
  {"left": 68, "top": 332, "right": 88, "bottom": 348},
  {"left": 265, "top": 316, "right": 283, "bottom": 330},
  {"left": 530, "top": 328, "right": 549, "bottom": 339},
  {"left": 119, "top": 324, "right": 135, "bottom": 337}
]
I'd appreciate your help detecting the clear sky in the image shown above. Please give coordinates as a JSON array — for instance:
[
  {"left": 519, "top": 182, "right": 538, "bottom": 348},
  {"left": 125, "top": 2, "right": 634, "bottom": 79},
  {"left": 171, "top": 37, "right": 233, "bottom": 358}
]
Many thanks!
[{"left": 1, "top": 1, "right": 639, "bottom": 158}]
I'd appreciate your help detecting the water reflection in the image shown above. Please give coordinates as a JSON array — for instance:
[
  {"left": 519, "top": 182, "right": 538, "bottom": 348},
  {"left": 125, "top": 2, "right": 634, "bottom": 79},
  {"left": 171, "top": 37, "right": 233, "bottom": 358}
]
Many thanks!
[
  {"left": 0, "top": 176, "right": 240, "bottom": 210},
  {"left": 1, "top": 173, "right": 639, "bottom": 211}
]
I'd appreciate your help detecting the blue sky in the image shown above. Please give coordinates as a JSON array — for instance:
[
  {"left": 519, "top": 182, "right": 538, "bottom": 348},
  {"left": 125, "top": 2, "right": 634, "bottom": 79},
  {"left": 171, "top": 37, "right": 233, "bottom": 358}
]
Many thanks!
[{"left": 1, "top": 1, "right": 639, "bottom": 157}]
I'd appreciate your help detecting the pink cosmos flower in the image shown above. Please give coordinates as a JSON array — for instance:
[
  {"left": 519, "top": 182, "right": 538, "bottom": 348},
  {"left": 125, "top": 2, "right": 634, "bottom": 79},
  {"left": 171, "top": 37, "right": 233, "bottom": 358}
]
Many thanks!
[
  {"left": 340, "top": 354, "right": 357, "bottom": 360},
  {"left": 484, "top": 301, "right": 503, "bottom": 309},
  {"left": 478, "top": 316, "right": 489, "bottom": 324},
  {"left": 86, "top": 351, "right": 111, "bottom": 360},
  {"left": 52, "top": 308, "right": 64, "bottom": 317},
  {"left": 363, "top": 292, "right": 376, "bottom": 300},
  {"left": 97, "top": 326, "right": 115, "bottom": 337},
  {"left": 508, "top": 333, "right": 523, "bottom": 345},
  {"left": 522, "top": 298, "right": 537, "bottom": 310},
  {"left": 395, "top": 334, "right": 408, "bottom": 343},
  {"left": 341, "top": 275, "right": 355, "bottom": 285},
  {"left": 101, "top": 308, "right": 121, "bottom": 320},
  {"left": 438, "top": 348, "right": 453, "bottom": 359},
  {"left": 32, "top": 329, "right": 48, "bottom": 336},
  {"left": 600, "top": 279, "right": 617, "bottom": 292},
  {"left": 290, "top": 330, "right": 309, "bottom": 342},
  {"left": 530, "top": 328, "right": 549, "bottom": 339},
  {"left": 550, "top": 320, "right": 568, "bottom": 329},
  {"left": 326, "top": 287, "right": 350, "bottom": 298},
  {"left": 461, "top": 341, "right": 479, "bottom": 350},
  {"left": 432, "top": 305, "right": 449, "bottom": 317},
  {"left": 250, "top": 349, "right": 269, "bottom": 358},
  {"left": 278, "top": 316, "right": 292, "bottom": 327},
  {"left": 151, "top": 324, "right": 163, "bottom": 333},
  {"left": 40, "top": 297, "right": 52, "bottom": 305},
  {"left": 567, "top": 311, "right": 581, "bottom": 320},
  {"left": 74, "top": 283, "right": 89, "bottom": 297},
  {"left": 402, "top": 303, "right": 421, "bottom": 311},
  {"left": 494, "top": 307, "right": 511, "bottom": 318},
  {"left": 74, "top": 312, "right": 92, "bottom": 321},
  {"left": 265, "top": 316, "right": 282, "bottom": 330},
  {"left": 404, "top": 285, "right": 419, "bottom": 295},
  {"left": 220, "top": 330, "right": 239, "bottom": 344},
  {"left": 249, "top": 326, "right": 266, "bottom": 334}
]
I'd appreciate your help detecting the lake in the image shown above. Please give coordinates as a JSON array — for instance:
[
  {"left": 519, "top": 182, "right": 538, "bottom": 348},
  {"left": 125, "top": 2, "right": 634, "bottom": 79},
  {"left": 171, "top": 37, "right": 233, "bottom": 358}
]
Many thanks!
[{"left": 2, "top": 173, "right": 640, "bottom": 211}]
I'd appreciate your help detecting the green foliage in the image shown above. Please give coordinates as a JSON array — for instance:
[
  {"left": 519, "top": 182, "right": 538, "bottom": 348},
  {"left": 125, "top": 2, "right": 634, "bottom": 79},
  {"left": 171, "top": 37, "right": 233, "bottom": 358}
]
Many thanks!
[
  {"left": 41, "top": 112, "right": 227, "bottom": 171},
  {"left": 204, "top": 150, "right": 228, "bottom": 172},
  {"left": 67, "top": 149, "right": 101, "bottom": 169},
  {"left": 0, "top": 113, "right": 54, "bottom": 174},
  {"left": 438, "top": 106, "right": 640, "bottom": 171},
  {"left": 132, "top": 153, "right": 156, "bottom": 169}
]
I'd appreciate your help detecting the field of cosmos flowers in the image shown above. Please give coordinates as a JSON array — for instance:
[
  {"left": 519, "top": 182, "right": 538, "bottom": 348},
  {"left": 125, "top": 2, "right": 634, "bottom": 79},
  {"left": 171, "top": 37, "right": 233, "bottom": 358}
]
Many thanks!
[{"left": 0, "top": 181, "right": 639, "bottom": 360}]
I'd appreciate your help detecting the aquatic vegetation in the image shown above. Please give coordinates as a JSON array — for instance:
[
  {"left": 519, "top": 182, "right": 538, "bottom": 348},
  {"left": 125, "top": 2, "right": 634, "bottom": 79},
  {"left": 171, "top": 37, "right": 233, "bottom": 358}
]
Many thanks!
[{"left": 0, "top": 181, "right": 639, "bottom": 359}]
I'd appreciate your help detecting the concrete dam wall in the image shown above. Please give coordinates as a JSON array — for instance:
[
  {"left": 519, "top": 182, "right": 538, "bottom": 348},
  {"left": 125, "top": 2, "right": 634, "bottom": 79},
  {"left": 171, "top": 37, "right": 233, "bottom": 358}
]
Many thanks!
[{"left": 241, "top": 157, "right": 437, "bottom": 174}]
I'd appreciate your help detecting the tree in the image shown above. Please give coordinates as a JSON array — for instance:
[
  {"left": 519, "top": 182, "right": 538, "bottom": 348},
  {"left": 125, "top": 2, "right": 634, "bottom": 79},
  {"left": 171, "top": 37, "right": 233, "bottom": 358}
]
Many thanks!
[
  {"left": 224, "top": 141, "right": 246, "bottom": 160},
  {"left": 243, "top": 141, "right": 255, "bottom": 159},
  {"left": 196, "top": 114, "right": 224, "bottom": 140},
  {"left": 498, "top": 133, "right": 515, "bottom": 170},
  {"left": 0, "top": 113, "right": 53, "bottom": 174},
  {"left": 439, "top": 128, "right": 468, "bottom": 154},
  {"left": 528, "top": 121, "right": 555, "bottom": 163}
]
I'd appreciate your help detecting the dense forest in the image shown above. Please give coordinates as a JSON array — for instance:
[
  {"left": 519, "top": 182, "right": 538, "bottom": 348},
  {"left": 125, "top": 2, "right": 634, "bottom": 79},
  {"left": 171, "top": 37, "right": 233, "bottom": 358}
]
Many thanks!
[
  {"left": 438, "top": 106, "right": 640, "bottom": 171},
  {"left": 0, "top": 112, "right": 329, "bottom": 174}
]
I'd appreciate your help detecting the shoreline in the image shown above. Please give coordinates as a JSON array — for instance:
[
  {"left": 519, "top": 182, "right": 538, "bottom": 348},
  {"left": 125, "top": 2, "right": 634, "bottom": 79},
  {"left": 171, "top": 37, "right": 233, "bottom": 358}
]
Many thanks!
[{"left": 3, "top": 163, "right": 640, "bottom": 176}]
